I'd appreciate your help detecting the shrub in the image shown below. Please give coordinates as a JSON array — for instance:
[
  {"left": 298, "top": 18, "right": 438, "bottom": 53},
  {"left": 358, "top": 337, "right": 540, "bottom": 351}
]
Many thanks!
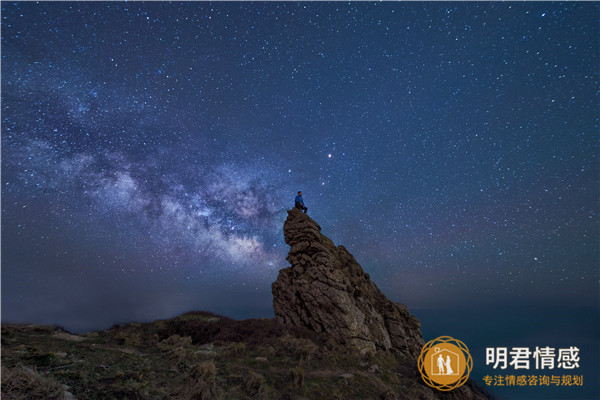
[
  {"left": 243, "top": 371, "right": 266, "bottom": 399},
  {"left": 278, "top": 335, "right": 318, "bottom": 361},
  {"left": 224, "top": 342, "right": 246, "bottom": 357},
  {"left": 289, "top": 366, "right": 304, "bottom": 388},
  {"left": 159, "top": 335, "right": 196, "bottom": 372},
  {"left": 180, "top": 361, "right": 217, "bottom": 400},
  {"left": 160, "top": 334, "right": 193, "bottom": 348},
  {"left": 380, "top": 389, "right": 398, "bottom": 400},
  {"left": 25, "top": 348, "right": 57, "bottom": 367},
  {"left": 112, "top": 378, "right": 150, "bottom": 400},
  {"left": 1, "top": 365, "right": 65, "bottom": 400},
  {"left": 116, "top": 331, "right": 144, "bottom": 347}
]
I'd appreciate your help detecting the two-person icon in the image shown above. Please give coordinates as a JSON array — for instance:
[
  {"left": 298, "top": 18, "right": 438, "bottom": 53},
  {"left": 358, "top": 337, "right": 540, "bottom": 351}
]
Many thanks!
[{"left": 436, "top": 353, "right": 454, "bottom": 375}]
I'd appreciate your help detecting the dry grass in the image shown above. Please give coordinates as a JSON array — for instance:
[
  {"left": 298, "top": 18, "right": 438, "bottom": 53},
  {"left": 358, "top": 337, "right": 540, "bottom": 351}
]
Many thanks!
[
  {"left": 160, "top": 334, "right": 193, "bottom": 348},
  {"left": 0, "top": 313, "right": 493, "bottom": 400},
  {"left": 180, "top": 361, "right": 218, "bottom": 400},
  {"left": 1, "top": 365, "right": 65, "bottom": 400},
  {"left": 289, "top": 366, "right": 304, "bottom": 388},
  {"left": 242, "top": 371, "right": 266, "bottom": 399},
  {"left": 278, "top": 335, "right": 318, "bottom": 361}
]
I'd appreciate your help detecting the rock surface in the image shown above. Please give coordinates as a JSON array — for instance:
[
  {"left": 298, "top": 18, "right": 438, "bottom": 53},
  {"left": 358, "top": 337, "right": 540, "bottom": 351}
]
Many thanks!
[{"left": 272, "top": 208, "right": 424, "bottom": 358}]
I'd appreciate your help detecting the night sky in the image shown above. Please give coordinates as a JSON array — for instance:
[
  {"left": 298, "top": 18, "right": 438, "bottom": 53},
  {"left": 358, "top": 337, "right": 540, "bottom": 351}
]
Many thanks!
[{"left": 2, "top": 2, "right": 598, "bottom": 399}]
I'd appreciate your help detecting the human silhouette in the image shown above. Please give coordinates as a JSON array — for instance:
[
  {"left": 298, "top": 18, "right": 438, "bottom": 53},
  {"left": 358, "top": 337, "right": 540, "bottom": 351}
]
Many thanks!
[
  {"left": 295, "top": 191, "right": 307, "bottom": 213},
  {"left": 445, "top": 355, "right": 454, "bottom": 374},
  {"left": 437, "top": 354, "right": 445, "bottom": 374}
]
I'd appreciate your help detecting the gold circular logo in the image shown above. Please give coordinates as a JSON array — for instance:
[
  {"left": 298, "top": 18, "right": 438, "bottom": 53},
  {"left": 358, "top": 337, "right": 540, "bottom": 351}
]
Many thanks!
[{"left": 417, "top": 336, "right": 472, "bottom": 391}]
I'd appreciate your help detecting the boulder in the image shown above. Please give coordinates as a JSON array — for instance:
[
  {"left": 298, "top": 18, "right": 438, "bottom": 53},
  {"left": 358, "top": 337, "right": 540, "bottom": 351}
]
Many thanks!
[{"left": 272, "top": 208, "right": 424, "bottom": 358}]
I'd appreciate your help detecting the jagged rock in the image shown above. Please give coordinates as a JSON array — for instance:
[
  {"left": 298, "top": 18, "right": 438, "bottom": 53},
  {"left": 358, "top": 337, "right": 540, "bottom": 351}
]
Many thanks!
[{"left": 272, "top": 208, "right": 424, "bottom": 358}]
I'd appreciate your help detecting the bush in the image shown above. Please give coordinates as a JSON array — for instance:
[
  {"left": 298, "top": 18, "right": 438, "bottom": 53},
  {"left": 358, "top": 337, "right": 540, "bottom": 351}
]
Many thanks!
[
  {"left": 289, "top": 366, "right": 304, "bottom": 388},
  {"left": 112, "top": 378, "right": 150, "bottom": 400},
  {"left": 158, "top": 335, "right": 197, "bottom": 372},
  {"left": 1, "top": 365, "right": 65, "bottom": 400},
  {"left": 278, "top": 335, "right": 318, "bottom": 361},
  {"left": 380, "top": 388, "right": 398, "bottom": 400},
  {"left": 25, "top": 348, "right": 57, "bottom": 367},
  {"left": 243, "top": 371, "right": 266, "bottom": 399},
  {"left": 180, "top": 361, "right": 217, "bottom": 400},
  {"left": 160, "top": 334, "right": 193, "bottom": 348},
  {"left": 224, "top": 342, "right": 247, "bottom": 357}
]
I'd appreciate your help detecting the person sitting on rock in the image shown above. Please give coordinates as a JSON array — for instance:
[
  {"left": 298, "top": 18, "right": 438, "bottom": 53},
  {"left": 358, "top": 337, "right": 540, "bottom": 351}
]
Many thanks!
[{"left": 295, "top": 191, "right": 308, "bottom": 213}]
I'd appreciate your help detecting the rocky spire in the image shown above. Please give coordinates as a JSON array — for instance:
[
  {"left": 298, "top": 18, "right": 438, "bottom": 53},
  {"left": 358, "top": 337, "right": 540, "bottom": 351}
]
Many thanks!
[{"left": 272, "top": 208, "right": 424, "bottom": 358}]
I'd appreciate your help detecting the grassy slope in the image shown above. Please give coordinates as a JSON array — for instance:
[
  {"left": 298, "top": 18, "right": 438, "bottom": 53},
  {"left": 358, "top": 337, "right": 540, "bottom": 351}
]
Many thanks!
[{"left": 1, "top": 311, "right": 464, "bottom": 400}]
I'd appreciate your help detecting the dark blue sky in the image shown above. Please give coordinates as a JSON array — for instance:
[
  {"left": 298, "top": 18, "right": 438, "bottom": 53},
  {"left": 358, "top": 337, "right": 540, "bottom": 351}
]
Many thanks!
[{"left": 2, "top": 3, "right": 598, "bottom": 399}]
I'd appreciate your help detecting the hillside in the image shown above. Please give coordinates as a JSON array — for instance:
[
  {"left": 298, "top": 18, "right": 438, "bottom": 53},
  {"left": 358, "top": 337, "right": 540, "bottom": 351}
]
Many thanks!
[
  {"left": 1, "top": 310, "right": 491, "bottom": 400},
  {"left": 1, "top": 210, "right": 493, "bottom": 399}
]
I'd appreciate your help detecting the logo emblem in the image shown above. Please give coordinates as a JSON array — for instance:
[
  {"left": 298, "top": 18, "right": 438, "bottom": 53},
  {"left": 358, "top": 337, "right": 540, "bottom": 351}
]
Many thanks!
[{"left": 418, "top": 336, "right": 472, "bottom": 391}]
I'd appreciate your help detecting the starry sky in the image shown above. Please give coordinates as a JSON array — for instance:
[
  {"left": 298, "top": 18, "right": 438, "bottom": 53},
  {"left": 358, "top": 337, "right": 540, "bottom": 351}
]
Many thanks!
[{"left": 2, "top": 2, "right": 598, "bottom": 399}]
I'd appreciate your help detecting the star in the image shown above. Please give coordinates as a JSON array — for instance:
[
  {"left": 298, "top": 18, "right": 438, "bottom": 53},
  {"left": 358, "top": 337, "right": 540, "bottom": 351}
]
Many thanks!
[{"left": 0, "top": 7, "right": 597, "bottom": 395}]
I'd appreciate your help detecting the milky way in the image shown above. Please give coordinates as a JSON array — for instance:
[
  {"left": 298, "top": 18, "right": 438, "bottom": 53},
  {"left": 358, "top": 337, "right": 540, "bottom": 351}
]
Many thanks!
[{"left": 1, "top": 3, "right": 598, "bottom": 397}]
